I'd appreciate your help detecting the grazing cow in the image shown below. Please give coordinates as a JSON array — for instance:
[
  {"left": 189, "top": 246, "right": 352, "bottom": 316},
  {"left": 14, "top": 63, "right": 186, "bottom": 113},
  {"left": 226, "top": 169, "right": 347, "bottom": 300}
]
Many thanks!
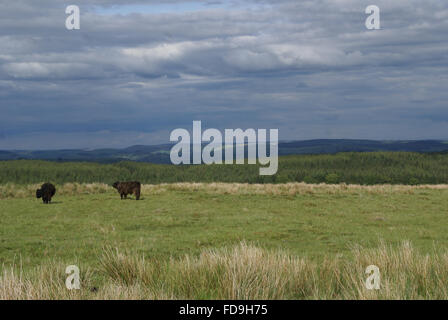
[
  {"left": 36, "top": 183, "right": 56, "bottom": 204},
  {"left": 112, "top": 181, "right": 141, "bottom": 200}
]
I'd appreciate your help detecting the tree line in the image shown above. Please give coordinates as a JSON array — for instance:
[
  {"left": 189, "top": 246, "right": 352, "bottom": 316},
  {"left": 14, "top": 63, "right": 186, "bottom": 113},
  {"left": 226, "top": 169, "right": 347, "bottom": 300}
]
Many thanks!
[{"left": 0, "top": 152, "right": 447, "bottom": 185}]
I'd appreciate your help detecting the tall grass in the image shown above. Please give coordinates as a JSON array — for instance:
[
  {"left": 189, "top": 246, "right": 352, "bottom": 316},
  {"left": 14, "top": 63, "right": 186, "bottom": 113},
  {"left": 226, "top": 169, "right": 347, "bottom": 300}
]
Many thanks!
[
  {"left": 0, "top": 182, "right": 110, "bottom": 199},
  {"left": 2, "top": 182, "right": 448, "bottom": 199},
  {"left": 2, "top": 242, "right": 448, "bottom": 300}
]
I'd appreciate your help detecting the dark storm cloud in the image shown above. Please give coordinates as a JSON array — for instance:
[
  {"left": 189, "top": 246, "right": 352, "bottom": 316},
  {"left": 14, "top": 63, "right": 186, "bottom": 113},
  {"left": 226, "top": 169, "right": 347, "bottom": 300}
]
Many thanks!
[{"left": 0, "top": 0, "right": 447, "bottom": 149}]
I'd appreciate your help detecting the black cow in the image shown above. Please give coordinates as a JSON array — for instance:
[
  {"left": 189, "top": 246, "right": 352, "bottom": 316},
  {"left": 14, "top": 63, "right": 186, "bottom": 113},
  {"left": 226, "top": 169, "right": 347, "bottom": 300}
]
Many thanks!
[
  {"left": 112, "top": 181, "right": 141, "bottom": 200},
  {"left": 36, "top": 183, "right": 56, "bottom": 204}
]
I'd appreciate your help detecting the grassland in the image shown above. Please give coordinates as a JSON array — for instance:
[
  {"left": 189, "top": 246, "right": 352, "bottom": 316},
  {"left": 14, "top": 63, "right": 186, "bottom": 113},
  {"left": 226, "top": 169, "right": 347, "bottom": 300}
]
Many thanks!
[{"left": 1, "top": 182, "right": 448, "bottom": 299}]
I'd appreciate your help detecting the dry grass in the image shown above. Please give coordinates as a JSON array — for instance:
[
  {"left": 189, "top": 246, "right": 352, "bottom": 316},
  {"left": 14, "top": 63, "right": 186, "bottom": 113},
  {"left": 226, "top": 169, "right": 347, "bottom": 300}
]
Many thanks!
[
  {"left": 144, "top": 182, "right": 448, "bottom": 196},
  {"left": 2, "top": 242, "right": 448, "bottom": 300},
  {"left": 0, "top": 183, "right": 110, "bottom": 199},
  {"left": 2, "top": 182, "right": 448, "bottom": 199}
]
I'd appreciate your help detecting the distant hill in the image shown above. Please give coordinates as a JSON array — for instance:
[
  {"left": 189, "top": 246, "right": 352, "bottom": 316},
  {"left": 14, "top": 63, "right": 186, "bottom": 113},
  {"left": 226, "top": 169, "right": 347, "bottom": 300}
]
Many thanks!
[
  {"left": 277, "top": 139, "right": 448, "bottom": 155},
  {"left": 0, "top": 144, "right": 173, "bottom": 163},
  {"left": 1, "top": 139, "right": 448, "bottom": 164}
]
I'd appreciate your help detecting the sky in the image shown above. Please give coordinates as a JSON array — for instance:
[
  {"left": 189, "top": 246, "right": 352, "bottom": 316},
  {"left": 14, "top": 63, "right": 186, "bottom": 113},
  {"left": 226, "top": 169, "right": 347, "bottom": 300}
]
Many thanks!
[{"left": 0, "top": 0, "right": 447, "bottom": 149}]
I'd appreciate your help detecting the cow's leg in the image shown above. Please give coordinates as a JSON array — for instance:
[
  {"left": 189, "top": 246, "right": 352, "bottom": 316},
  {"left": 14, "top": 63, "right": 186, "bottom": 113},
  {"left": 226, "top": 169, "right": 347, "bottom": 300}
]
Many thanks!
[{"left": 135, "top": 190, "right": 140, "bottom": 200}]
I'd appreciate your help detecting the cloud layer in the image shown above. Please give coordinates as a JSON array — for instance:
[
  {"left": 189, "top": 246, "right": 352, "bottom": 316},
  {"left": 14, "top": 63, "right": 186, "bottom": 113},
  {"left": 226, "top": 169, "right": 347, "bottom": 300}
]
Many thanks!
[{"left": 1, "top": 0, "right": 447, "bottom": 149}]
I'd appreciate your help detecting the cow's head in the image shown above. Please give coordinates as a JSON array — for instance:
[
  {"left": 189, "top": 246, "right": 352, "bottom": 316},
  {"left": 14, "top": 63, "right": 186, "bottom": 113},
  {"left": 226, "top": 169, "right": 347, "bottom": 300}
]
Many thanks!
[{"left": 112, "top": 181, "right": 120, "bottom": 190}]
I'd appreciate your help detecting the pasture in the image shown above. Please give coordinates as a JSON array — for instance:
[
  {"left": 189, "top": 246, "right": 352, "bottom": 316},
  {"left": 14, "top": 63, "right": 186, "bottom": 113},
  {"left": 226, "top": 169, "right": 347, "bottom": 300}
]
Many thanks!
[{"left": 1, "top": 183, "right": 448, "bottom": 299}]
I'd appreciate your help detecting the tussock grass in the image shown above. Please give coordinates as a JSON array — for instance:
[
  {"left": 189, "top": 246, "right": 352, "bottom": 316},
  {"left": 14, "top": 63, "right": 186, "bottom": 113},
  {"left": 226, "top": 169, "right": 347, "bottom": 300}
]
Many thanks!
[
  {"left": 2, "top": 242, "right": 448, "bottom": 300},
  {"left": 144, "top": 182, "right": 448, "bottom": 196},
  {"left": 0, "top": 183, "right": 110, "bottom": 199},
  {"left": 0, "top": 261, "right": 95, "bottom": 299},
  {"left": 2, "top": 182, "right": 448, "bottom": 199}
]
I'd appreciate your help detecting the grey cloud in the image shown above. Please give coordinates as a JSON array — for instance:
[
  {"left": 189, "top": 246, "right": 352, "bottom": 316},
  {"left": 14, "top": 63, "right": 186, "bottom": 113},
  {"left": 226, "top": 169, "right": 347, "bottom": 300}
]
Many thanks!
[{"left": 0, "top": 0, "right": 447, "bottom": 149}]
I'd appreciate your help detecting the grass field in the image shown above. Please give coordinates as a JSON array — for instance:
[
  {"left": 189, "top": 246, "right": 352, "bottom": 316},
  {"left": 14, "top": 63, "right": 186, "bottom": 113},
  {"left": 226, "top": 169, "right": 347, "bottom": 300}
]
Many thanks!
[{"left": 1, "top": 182, "right": 448, "bottom": 299}]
